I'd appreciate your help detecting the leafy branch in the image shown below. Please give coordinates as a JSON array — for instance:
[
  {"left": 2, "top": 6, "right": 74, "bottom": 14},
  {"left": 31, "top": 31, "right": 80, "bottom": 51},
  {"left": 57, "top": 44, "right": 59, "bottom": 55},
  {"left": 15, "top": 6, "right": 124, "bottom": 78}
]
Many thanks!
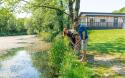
[{"left": 20, "top": 0, "right": 71, "bottom": 17}]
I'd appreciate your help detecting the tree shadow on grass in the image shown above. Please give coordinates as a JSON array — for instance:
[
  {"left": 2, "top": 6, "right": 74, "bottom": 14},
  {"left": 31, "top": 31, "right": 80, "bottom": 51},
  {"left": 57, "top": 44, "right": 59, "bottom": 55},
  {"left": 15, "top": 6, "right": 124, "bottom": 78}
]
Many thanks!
[
  {"left": 88, "top": 38, "right": 125, "bottom": 54},
  {"left": 94, "top": 57, "right": 125, "bottom": 77},
  {"left": 95, "top": 58, "right": 125, "bottom": 68},
  {"left": 89, "top": 38, "right": 125, "bottom": 77}
]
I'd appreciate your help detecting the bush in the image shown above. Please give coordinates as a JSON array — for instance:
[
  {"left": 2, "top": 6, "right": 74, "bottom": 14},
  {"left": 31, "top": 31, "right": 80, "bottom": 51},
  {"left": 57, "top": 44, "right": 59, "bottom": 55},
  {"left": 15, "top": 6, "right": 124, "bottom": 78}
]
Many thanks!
[
  {"left": 49, "top": 37, "right": 69, "bottom": 77},
  {"left": 59, "top": 50, "right": 93, "bottom": 78},
  {"left": 38, "top": 32, "right": 51, "bottom": 41},
  {"left": 39, "top": 31, "right": 59, "bottom": 42},
  {"left": 49, "top": 37, "right": 93, "bottom": 78}
]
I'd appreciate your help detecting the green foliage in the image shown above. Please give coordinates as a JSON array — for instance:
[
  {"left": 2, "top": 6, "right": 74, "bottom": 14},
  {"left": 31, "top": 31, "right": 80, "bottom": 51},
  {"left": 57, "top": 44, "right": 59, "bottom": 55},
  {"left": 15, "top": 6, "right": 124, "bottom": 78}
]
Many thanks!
[
  {"left": 49, "top": 37, "right": 69, "bottom": 77},
  {"left": 38, "top": 31, "right": 59, "bottom": 42},
  {"left": 39, "top": 32, "right": 52, "bottom": 41},
  {"left": 1, "top": 0, "right": 80, "bottom": 35},
  {"left": 26, "top": 7, "right": 61, "bottom": 34},
  {"left": 49, "top": 37, "right": 93, "bottom": 78},
  {"left": 113, "top": 7, "right": 125, "bottom": 13},
  {"left": 59, "top": 51, "right": 93, "bottom": 78},
  {"left": 0, "top": 7, "right": 28, "bottom": 36},
  {"left": 23, "top": 0, "right": 72, "bottom": 33}
]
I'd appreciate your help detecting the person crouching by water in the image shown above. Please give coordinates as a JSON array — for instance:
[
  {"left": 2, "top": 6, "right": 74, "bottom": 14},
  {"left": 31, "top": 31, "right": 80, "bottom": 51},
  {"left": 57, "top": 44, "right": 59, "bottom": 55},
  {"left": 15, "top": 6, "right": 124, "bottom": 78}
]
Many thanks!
[
  {"left": 63, "top": 27, "right": 81, "bottom": 55},
  {"left": 63, "top": 27, "right": 76, "bottom": 49},
  {"left": 74, "top": 32, "right": 81, "bottom": 55}
]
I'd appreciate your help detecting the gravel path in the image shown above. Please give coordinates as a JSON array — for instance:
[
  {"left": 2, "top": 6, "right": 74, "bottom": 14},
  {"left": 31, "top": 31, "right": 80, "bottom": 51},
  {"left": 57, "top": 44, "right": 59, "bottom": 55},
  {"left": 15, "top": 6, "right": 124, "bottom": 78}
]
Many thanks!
[{"left": 0, "top": 35, "right": 38, "bottom": 52}]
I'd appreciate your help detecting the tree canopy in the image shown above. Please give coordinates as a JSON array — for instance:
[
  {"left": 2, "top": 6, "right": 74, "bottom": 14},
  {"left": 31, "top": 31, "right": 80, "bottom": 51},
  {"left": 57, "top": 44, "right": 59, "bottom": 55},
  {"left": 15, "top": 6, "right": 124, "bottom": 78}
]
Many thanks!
[
  {"left": 0, "top": 0, "right": 81, "bottom": 35},
  {"left": 113, "top": 7, "right": 125, "bottom": 13}
]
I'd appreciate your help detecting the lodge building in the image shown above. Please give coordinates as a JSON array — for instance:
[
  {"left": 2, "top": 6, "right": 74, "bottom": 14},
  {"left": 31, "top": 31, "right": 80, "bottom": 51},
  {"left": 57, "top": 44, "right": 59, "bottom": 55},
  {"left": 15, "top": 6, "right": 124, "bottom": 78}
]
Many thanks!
[{"left": 80, "top": 12, "right": 125, "bottom": 29}]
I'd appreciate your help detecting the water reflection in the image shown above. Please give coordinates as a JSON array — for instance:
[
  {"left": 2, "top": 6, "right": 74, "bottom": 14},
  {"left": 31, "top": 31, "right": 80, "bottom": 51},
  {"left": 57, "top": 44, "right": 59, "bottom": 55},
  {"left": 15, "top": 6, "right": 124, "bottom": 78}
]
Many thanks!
[{"left": 0, "top": 50, "right": 40, "bottom": 78}]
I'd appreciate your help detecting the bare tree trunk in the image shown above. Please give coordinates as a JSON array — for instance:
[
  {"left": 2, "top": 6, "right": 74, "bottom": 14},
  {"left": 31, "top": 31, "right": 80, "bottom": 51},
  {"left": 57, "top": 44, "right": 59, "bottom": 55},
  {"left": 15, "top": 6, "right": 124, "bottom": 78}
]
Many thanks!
[
  {"left": 75, "top": 0, "right": 80, "bottom": 20},
  {"left": 68, "top": 0, "right": 74, "bottom": 23},
  {"left": 68, "top": 0, "right": 80, "bottom": 28}
]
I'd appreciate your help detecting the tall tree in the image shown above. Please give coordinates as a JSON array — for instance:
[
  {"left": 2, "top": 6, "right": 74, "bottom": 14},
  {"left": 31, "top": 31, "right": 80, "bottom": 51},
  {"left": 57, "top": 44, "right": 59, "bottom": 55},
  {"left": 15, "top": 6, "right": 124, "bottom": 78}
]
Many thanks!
[
  {"left": 2, "top": 0, "right": 81, "bottom": 31},
  {"left": 22, "top": 0, "right": 81, "bottom": 29},
  {"left": 75, "top": 0, "right": 80, "bottom": 19}
]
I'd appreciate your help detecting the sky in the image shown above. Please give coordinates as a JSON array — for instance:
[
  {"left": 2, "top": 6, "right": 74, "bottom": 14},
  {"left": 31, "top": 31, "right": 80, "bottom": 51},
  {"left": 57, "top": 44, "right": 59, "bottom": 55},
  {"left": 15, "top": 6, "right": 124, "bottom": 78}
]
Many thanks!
[
  {"left": 16, "top": 12, "right": 32, "bottom": 18},
  {"left": 80, "top": 0, "right": 125, "bottom": 12}
]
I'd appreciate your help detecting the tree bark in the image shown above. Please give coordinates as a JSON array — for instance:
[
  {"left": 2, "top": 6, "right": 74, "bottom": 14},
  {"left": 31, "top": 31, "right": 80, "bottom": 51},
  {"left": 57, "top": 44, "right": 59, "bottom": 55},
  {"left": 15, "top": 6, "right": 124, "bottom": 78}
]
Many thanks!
[
  {"left": 68, "top": 0, "right": 74, "bottom": 23},
  {"left": 75, "top": 0, "right": 80, "bottom": 20}
]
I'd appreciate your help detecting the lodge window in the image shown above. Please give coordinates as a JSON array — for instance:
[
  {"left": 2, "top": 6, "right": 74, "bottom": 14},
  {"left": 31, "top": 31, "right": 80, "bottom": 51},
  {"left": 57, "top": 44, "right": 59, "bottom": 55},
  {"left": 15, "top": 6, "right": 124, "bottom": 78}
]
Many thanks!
[{"left": 100, "top": 19, "right": 106, "bottom": 22}]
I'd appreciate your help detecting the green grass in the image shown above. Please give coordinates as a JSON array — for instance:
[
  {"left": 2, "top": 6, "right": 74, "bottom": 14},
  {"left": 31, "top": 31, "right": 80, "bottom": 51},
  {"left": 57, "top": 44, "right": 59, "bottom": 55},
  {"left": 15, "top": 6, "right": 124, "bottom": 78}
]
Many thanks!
[
  {"left": 88, "top": 29, "right": 125, "bottom": 54},
  {"left": 88, "top": 29, "right": 125, "bottom": 78},
  {"left": 59, "top": 50, "right": 93, "bottom": 78},
  {"left": 89, "top": 29, "right": 125, "bottom": 43}
]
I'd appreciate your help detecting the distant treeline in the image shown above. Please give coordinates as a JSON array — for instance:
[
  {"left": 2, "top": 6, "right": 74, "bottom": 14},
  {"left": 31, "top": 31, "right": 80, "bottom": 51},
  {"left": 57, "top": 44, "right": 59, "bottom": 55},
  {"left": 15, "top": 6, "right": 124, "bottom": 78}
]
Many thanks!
[
  {"left": 0, "top": 8, "right": 29, "bottom": 36},
  {"left": 113, "top": 7, "right": 125, "bottom": 13}
]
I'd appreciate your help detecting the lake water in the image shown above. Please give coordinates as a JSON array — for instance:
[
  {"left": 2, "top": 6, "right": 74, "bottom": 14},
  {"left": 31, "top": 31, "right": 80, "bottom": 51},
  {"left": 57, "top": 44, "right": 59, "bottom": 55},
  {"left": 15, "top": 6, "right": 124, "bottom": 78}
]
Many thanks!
[{"left": 0, "top": 50, "right": 41, "bottom": 78}]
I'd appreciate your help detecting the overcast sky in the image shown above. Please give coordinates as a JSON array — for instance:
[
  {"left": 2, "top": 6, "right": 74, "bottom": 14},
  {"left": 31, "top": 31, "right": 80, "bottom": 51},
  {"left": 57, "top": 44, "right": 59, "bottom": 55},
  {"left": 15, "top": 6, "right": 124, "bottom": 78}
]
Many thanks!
[{"left": 80, "top": 0, "right": 125, "bottom": 12}]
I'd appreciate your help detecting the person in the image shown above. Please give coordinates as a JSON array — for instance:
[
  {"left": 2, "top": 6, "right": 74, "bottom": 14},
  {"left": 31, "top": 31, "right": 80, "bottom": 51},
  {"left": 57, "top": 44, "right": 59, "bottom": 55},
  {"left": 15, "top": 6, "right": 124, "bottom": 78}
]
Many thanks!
[
  {"left": 63, "top": 27, "right": 81, "bottom": 52},
  {"left": 74, "top": 32, "right": 81, "bottom": 56},
  {"left": 63, "top": 27, "right": 76, "bottom": 48},
  {"left": 77, "top": 21, "right": 88, "bottom": 62}
]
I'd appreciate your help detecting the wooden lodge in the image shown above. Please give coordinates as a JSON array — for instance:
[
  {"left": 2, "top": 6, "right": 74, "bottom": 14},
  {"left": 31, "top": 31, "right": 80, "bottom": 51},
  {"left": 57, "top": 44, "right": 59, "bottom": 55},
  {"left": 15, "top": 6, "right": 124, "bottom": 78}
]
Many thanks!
[{"left": 80, "top": 12, "right": 125, "bottom": 29}]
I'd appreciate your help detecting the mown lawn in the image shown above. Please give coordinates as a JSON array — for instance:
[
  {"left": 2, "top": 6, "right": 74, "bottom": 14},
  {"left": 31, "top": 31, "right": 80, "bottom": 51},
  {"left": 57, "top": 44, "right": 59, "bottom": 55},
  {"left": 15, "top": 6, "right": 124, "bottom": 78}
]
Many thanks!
[
  {"left": 88, "top": 29, "right": 125, "bottom": 78},
  {"left": 88, "top": 29, "right": 125, "bottom": 54}
]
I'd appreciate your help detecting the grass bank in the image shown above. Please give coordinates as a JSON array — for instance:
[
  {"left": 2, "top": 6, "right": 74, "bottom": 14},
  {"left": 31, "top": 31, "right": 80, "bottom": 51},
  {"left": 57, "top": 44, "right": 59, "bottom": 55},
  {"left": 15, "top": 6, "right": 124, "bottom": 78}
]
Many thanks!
[{"left": 31, "top": 36, "right": 93, "bottom": 78}]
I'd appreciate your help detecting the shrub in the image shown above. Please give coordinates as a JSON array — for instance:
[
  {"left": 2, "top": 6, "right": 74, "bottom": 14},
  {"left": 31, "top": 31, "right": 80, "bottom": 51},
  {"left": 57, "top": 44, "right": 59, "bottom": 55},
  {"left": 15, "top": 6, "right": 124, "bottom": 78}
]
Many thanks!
[
  {"left": 49, "top": 37, "right": 69, "bottom": 77},
  {"left": 38, "top": 32, "right": 52, "bottom": 41},
  {"left": 38, "top": 31, "right": 59, "bottom": 42},
  {"left": 59, "top": 50, "right": 93, "bottom": 78},
  {"left": 49, "top": 37, "right": 93, "bottom": 78}
]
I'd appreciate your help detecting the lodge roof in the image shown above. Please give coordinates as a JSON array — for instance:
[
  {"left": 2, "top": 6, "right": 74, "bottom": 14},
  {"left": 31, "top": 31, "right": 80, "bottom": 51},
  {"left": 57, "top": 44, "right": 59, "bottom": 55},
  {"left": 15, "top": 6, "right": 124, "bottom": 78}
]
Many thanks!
[{"left": 80, "top": 12, "right": 125, "bottom": 17}]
